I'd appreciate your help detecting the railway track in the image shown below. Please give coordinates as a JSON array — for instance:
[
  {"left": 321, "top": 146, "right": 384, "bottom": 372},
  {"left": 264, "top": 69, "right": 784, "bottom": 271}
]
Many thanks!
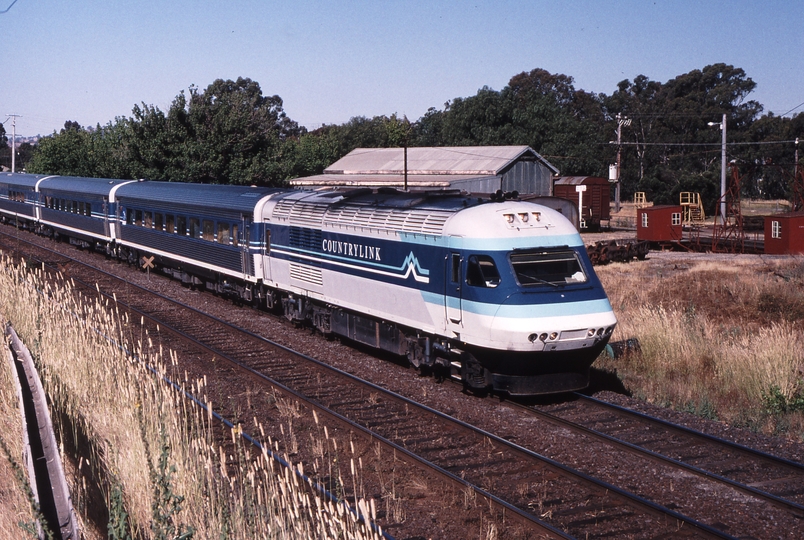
[
  {"left": 3, "top": 228, "right": 803, "bottom": 538},
  {"left": 530, "top": 394, "right": 804, "bottom": 512}
]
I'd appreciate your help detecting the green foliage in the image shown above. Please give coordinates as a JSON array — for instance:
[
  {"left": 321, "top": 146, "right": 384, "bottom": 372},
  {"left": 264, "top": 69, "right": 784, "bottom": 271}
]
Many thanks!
[
  {"left": 108, "top": 481, "right": 132, "bottom": 540},
  {"left": 761, "top": 385, "right": 804, "bottom": 415},
  {"left": 681, "top": 397, "right": 718, "bottom": 421},
  {"left": 136, "top": 404, "right": 193, "bottom": 540},
  {"left": 23, "top": 65, "right": 804, "bottom": 197}
]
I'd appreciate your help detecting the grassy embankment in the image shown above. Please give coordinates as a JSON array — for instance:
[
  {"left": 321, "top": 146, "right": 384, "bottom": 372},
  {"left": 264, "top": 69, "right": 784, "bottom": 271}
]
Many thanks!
[
  {"left": 0, "top": 256, "right": 381, "bottom": 539},
  {"left": 594, "top": 253, "right": 804, "bottom": 440}
]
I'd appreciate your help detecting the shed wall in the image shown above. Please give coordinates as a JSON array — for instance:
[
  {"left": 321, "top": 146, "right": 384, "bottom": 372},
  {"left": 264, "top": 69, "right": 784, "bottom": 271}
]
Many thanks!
[
  {"left": 637, "top": 206, "right": 683, "bottom": 242},
  {"left": 764, "top": 215, "right": 804, "bottom": 254}
]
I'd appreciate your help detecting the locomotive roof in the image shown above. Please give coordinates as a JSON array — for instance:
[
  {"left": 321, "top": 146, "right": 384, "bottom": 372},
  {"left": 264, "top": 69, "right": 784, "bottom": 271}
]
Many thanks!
[
  {"left": 116, "top": 181, "right": 286, "bottom": 212},
  {"left": 268, "top": 188, "right": 485, "bottom": 235},
  {"left": 265, "top": 187, "right": 583, "bottom": 241}
]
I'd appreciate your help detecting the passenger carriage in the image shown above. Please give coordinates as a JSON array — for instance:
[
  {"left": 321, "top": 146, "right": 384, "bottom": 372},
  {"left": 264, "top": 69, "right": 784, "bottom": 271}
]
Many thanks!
[
  {"left": 0, "top": 172, "right": 48, "bottom": 227},
  {"left": 113, "top": 181, "right": 284, "bottom": 300}
]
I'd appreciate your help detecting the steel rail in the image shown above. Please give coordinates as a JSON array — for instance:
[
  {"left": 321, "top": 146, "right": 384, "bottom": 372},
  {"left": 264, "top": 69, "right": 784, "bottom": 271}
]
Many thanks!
[
  {"left": 576, "top": 393, "right": 804, "bottom": 472},
  {"left": 509, "top": 398, "right": 804, "bottom": 518}
]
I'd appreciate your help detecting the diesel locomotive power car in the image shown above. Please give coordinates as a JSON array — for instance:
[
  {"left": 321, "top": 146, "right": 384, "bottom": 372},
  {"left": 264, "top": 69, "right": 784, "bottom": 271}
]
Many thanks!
[{"left": 0, "top": 172, "right": 617, "bottom": 395}]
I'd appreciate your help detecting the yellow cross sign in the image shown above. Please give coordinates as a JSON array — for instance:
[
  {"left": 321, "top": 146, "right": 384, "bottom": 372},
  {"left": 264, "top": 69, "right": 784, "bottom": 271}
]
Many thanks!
[{"left": 141, "top": 255, "right": 155, "bottom": 270}]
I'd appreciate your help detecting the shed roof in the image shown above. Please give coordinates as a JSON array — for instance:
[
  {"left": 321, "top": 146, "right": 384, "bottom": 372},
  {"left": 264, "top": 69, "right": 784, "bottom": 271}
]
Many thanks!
[
  {"left": 323, "top": 146, "right": 558, "bottom": 176},
  {"left": 291, "top": 173, "right": 496, "bottom": 188}
]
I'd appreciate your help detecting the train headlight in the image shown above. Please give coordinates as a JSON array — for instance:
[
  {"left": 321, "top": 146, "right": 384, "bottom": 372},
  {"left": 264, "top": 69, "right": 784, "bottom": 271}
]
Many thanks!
[
  {"left": 539, "top": 333, "right": 548, "bottom": 342},
  {"left": 528, "top": 333, "right": 538, "bottom": 343},
  {"left": 549, "top": 332, "right": 558, "bottom": 341},
  {"left": 587, "top": 329, "right": 596, "bottom": 337}
]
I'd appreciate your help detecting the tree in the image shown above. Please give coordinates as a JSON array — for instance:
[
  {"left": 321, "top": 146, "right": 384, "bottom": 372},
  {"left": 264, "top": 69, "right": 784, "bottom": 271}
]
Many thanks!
[
  {"left": 0, "top": 122, "right": 8, "bottom": 170},
  {"left": 27, "top": 121, "right": 95, "bottom": 176},
  {"left": 180, "top": 77, "right": 301, "bottom": 184}
]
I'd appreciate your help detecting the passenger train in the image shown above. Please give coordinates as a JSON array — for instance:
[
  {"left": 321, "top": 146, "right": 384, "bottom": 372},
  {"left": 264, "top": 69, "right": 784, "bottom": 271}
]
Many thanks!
[{"left": 0, "top": 172, "right": 617, "bottom": 395}]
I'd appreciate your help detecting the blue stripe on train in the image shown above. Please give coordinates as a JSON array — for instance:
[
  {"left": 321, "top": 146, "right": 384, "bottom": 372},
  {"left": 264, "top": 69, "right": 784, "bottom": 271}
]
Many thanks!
[{"left": 420, "top": 293, "right": 614, "bottom": 318}]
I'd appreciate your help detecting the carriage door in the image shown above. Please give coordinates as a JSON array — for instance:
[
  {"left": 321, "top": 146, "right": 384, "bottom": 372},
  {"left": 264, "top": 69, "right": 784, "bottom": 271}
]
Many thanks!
[
  {"left": 445, "top": 252, "right": 463, "bottom": 324},
  {"left": 240, "top": 214, "right": 252, "bottom": 279},
  {"left": 102, "top": 199, "right": 110, "bottom": 237}
]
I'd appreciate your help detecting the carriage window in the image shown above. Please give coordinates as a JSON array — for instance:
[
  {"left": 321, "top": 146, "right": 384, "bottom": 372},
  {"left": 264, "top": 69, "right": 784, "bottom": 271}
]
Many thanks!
[
  {"left": 232, "top": 224, "right": 239, "bottom": 247},
  {"left": 202, "top": 220, "right": 214, "bottom": 241},
  {"left": 510, "top": 250, "right": 587, "bottom": 286},
  {"left": 466, "top": 255, "right": 501, "bottom": 288},
  {"left": 132, "top": 209, "right": 142, "bottom": 226},
  {"left": 143, "top": 212, "right": 153, "bottom": 228},
  {"left": 217, "top": 222, "right": 230, "bottom": 244},
  {"left": 154, "top": 213, "right": 164, "bottom": 231},
  {"left": 165, "top": 214, "right": 174, "bottom": 234},
  {"left": 177, "top": 216, "right": 187, "bottom": 235},
  {"left": 189, "top": 218, "right": 201, "bottom": 239}
]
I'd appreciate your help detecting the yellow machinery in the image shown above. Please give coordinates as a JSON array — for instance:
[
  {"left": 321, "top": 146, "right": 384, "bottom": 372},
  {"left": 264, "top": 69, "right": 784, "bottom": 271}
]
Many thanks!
[{"left": 680, "top": 192, "right": 705, "bottom": 224}]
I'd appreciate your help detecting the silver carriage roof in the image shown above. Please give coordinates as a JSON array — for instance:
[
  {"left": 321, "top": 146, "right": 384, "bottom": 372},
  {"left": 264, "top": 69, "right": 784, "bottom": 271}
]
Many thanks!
[{"left": 262, "top": 188, "right": 580, "bottom": 242}]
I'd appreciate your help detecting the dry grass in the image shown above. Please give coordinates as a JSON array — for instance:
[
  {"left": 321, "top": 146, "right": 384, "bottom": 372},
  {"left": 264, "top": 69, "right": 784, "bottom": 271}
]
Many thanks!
[
  {"left": 0, "top": 337, "right": 39, "bottom": 537},
  {"left": 0, "top": 256, "right": 383, "bottom": 539},
  {"left": 594, "top": 252, "right": 804, "bottom": 439}
]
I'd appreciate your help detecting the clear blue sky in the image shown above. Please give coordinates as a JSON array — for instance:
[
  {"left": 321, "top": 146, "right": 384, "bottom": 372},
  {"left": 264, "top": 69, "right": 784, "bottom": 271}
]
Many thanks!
[{"left": 2, "top": 0, "right": 802, "bottom": 137}]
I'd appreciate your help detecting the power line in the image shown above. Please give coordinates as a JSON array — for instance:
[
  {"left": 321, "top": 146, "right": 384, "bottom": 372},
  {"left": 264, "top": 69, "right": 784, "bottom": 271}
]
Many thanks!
[
  {"left": 612, "top": 139, "right": 799, "bottom": 147},
  {"left": 778, "top": 100, "right": 804, "bottom": 117},
  {"left": 0, "top": 0, "right": 19, "bottom": 14}
]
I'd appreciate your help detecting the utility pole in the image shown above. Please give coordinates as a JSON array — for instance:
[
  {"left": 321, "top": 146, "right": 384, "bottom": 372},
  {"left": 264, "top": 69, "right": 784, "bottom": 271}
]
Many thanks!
[
  {"left": 613, "top": 114, "right": 630, "bottom": 213},
  {"left": 5, "top": 114, "right": 21, "bottom": 172},
  {"left": 709, "top": 114, "right": 727, "bottom": 225}
]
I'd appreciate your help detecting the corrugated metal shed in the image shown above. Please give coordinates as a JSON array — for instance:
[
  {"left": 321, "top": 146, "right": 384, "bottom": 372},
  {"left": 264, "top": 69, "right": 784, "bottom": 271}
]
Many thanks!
[{"left": 292, "top": 146, "right": 558, "bottom": 196}]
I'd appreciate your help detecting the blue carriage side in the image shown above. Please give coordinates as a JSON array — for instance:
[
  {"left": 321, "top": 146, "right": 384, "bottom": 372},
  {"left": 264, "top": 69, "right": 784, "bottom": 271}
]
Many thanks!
[
  {"left": 0, "top": 172, "right": 46, "bottom": 225},
  {"left": 114, "top": 181, "right": 283, "bottom": 297},
  {"left": 37, "top": 176, "right": 134, "bottom": 247}
]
